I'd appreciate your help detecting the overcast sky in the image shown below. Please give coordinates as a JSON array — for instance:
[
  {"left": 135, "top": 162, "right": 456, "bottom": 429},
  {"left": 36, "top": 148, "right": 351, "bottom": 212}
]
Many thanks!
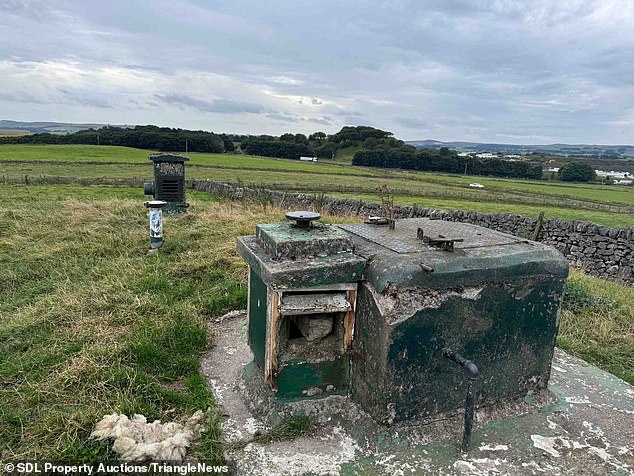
[{"left": 2, "top": 0, "right": 634, "bottom": 143}]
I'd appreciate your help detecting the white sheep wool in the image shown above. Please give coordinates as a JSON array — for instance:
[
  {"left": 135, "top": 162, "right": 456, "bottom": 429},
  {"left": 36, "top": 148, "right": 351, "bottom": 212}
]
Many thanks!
[{"left": 90, "top": 410, "right": 207, "bottom": 462}]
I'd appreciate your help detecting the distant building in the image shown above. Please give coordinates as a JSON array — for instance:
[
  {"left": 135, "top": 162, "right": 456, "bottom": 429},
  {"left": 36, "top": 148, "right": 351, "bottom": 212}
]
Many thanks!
[
  {"left": 299, "top": 156, "right": 318, "bottom": 162},
  {"left": 614, "top": 179, "right": 633, "bottom": 185},
  {"left": 595, "top": 170, "right": 629, "bottom": 178}
]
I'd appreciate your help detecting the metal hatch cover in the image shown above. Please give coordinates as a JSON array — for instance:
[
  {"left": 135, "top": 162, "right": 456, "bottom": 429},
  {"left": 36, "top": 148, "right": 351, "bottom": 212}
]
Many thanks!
[{"left": 339, "top": 219, "right": 523, "bottom": 254}]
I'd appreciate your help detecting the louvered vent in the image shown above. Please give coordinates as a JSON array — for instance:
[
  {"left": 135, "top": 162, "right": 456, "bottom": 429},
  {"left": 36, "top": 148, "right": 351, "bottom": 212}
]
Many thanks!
[{"left": 160, "top": 179, "right": 180, "bottom": 201}]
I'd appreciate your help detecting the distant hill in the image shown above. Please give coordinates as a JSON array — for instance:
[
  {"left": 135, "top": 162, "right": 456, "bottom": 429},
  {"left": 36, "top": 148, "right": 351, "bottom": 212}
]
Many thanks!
[
  {"left": 0, "top": 120, "right": 134, "bottom": 135},
  {"left": 407, "top": 139, "right": 634, "bottom": 159}
]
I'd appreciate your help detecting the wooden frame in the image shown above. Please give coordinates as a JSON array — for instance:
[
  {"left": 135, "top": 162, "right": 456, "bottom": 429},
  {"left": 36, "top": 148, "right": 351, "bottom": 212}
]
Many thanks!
[
  {"left": 344, "top": 289, "right": 357, "bottom": 352},
  {"left": 264, "top": 286, "right": 358, "bottom": 391},
  {"left": 264, "top": 288, "right": 280, "bottom": 391}
]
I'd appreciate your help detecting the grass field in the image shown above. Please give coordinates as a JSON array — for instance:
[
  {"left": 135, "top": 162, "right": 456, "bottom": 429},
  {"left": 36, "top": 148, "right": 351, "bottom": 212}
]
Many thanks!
[
  {"left": 0, "top": 144, "right": 375, "bottom": 176},
  {"left": 0, "top": 186, "right": 229, "bottom": 462},
  {"left": 333, "top": 145, "right": 359, "bottom": 164},
  {"left": 328, "top": 192, "right": 630, "bottom": 227},
  {"left": 559, "top": 271, "right": 634, "bottom": 385},
  {"left": 2, "top": 145, "right": 632, "bottom": 205},
  {"left": 0, "top": 144, "right": 632, "bottom": 228},
  {"left": 0, "top": 131, "right": 32, "bottom": 137},
  {"left": 1, "top": 184, "right": 631, "bottom": 463}
]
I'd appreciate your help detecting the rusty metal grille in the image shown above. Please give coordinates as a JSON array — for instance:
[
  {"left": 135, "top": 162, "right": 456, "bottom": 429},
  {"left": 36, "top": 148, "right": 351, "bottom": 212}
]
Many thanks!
[{"left": 339, "top": 219, "right": 522, "bottom": 253}]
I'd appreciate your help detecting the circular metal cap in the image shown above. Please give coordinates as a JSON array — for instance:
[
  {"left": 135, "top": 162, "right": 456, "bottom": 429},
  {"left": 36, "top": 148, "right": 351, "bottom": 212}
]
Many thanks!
[
  {"left": 286, "top": 210, "right": 320, "bottom": 228},
  {"left": 144, "top": 200, "right": 168, "bottom": 209}
]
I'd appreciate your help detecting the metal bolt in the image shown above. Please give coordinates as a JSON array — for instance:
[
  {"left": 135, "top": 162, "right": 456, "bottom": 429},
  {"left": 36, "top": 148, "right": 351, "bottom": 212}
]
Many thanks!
[{"left": 144, "top": 200, "right": 167, "bottom": 249}]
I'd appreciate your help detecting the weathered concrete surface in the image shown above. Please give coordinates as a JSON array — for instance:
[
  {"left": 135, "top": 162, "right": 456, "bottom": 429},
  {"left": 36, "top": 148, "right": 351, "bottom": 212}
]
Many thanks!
[
  {"left": 256, "top": 222, "right": 353, "bottom": 259},
  {"left": 201, "top": 312, "right": 634, "bottom": 476}
]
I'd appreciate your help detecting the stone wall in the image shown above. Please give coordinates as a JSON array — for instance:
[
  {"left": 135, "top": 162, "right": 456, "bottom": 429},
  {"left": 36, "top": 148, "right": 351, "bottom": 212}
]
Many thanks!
[{"left": 190, "top": 180, "right": 634, "bottom": 284}]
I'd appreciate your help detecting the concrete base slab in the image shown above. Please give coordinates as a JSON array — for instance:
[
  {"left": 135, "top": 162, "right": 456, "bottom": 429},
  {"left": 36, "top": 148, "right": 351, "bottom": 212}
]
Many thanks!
[{"left": 200, "top": 311, "right": 634, "bottom": 476}]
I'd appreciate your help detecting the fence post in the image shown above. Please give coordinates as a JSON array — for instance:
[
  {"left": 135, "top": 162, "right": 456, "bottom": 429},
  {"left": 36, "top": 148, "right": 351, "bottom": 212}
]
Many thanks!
[{"left": 532, "top": 211, "right": 545, "bottom": 241}]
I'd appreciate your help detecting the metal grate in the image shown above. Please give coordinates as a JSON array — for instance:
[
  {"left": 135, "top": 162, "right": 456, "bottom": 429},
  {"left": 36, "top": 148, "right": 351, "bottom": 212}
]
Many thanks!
[
  {"left": 339, "top": 219, "right": 522, "bottom": 254},
  {"left": 160, "top": 179, "right": 181, "bottom": 201}
]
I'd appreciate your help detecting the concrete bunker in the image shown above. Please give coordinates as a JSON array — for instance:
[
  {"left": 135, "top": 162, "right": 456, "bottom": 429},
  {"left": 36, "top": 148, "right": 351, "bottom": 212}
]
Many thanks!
[{"left": 236, "top": 212, "right": 569, "bottom": 448}]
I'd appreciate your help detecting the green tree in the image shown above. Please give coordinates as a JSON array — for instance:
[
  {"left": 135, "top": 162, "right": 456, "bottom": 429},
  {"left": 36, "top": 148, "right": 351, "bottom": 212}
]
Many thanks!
[
  {"left": 294, "top": 133, "right": 308, "bottom": 144},
  {"left": 309, "top": 132, "right": 326, "bottom": 141},
  {"left": 362, "top": 137, "right": 379, "bottom": 149},
  {"left": 558, "top": 161, "right": 596, "bottom": 182},
  {"left": 315, "top": 142, "right": 338, "bottom": 159},
  {"left": 223, "top": 138, "right": 236, "bottom": 152}
]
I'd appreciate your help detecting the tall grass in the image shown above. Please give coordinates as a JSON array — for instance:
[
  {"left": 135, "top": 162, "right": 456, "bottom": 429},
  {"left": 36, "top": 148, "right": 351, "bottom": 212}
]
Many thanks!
[
  {"left": 559, "top": 270, "right": 634, "bottom": 384},
  {"left": 0, "top": 185, "right": 281, "bottom": 462},
  {"left": 0, "top": 184, "right": 631, "bottom": 464}
]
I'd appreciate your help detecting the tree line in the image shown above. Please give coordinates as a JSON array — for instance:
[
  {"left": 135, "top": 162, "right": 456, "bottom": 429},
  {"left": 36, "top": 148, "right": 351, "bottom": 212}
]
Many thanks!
[
  {"left": 0, "top": 125, "right": 235, "bottom": 153},
  {"left": 353, "top": 146, "right": 544, "bottom": 179},
  {"left": 243, "top": 126, "right": 544, "bottom": 179},
  {"left": 2, "top": 123, "right": 552, "bottom": 179},
  {"left": 240, "top": 126, "right": 400, "bottom": 160}
]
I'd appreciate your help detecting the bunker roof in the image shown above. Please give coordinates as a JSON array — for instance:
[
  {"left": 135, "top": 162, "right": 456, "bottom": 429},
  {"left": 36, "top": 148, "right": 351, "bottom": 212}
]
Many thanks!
[{"left": 339, "top": 218, "right": 568, "bottom": 291}]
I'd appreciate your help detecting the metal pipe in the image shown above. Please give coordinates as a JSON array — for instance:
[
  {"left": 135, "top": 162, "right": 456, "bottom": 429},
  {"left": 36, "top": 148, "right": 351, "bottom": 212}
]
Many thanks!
[
  {"left": 144, "top": 200, "right": 167, "bottom": 249},
  {"left": 443, "top": 348, "right": 480, "bottom": 452}
]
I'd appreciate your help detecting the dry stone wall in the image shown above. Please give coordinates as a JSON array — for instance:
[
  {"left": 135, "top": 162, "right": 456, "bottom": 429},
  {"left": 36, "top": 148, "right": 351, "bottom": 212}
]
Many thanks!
[{"left": 190, "top": 180, "right": 634, "bottom": 284}]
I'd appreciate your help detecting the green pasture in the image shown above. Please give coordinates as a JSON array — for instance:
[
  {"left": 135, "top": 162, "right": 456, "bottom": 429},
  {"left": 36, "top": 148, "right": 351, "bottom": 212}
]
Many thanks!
[
  {"left": 410, "top": 172, "right": 634, "bottom": 207},
  {"left": 0, "top": 144, "right": 632, "bottom": 228},
  {"left": 0, "top": 144, "right": 377, "bottom": 176},
  {"left": 329, "top": 192, "right": 631, "bottom": 228}
]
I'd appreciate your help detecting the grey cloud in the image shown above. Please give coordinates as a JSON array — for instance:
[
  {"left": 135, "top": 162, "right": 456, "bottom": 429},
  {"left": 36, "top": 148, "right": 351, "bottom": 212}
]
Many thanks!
[
  {"left": 2, "top": 0, "right": 634, "bottom": 142},
  {"left": 0, "top": 0, "right": 51, "bottom": 21},
  {"left": 265, "top": 113, "right": 335, "bottom": 126},
  {"left": 155, "top": 94, "right": 269, "bottom": 114},
  {"left": 265, "top": 112, "right": 297, "bottom": 123},
  {"left": 56, "top": 88, "right": 112, "bottom": 108},
  {"left": 327, "top": 109, "right": 365, "bottom": 118},
  {"left": 69, "top": 95, "right": 112, "bottom": 109},
  {"left": 308, "top": 116, "right": 335, "bottom": 126},
  {"left": 344, "top": 116, "right": 377, "bottom": 127},
  {"left": 0, "top": 90, "right": 48, "bottom": 104},
  {"left": 0, "top": 88, "right": 112, "bottom": 108},
  {"left": 394, "top": 117, "right": 430, "bottom": 130}
]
